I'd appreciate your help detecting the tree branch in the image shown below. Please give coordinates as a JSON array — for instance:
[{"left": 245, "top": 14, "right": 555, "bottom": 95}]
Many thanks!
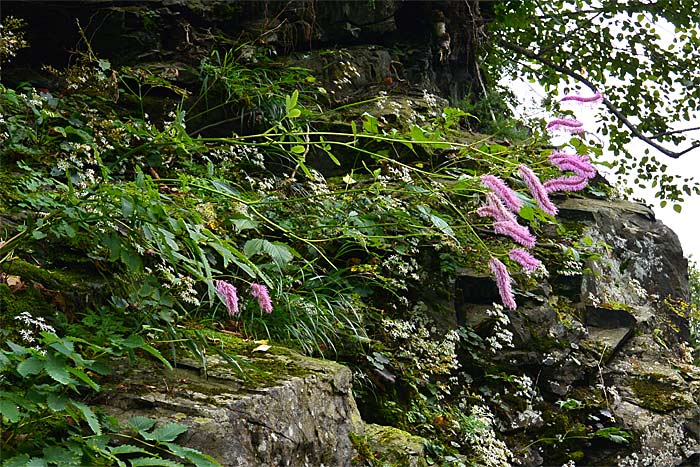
[{"left": 497, "top": 38, "right": 700, "bottom": 159}]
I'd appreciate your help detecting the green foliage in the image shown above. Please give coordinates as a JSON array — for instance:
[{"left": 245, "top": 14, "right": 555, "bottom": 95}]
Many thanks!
[
  {"left": 0, "top": 15, "right": 642, "bottom": 466},
  {"left": 488, "top": 0, "right": 700, "bottom": 203},
  {"left": 0, "top": 330, "right": 219, "bottom": 467}
]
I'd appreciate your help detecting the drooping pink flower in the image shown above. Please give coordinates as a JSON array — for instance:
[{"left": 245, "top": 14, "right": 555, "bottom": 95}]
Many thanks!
[
  {"left": 546, "top": 118, "right": 585, "bottom": 134},
  {"left": 477, "top": 192, "right": 518, "bottom": 223},
  {"left": 517, "top": 164, "right": 558, "bottom": 216},
  {"left": 560, "top": 91, "right": 603, "bottom": 105},
  {"left": 544, "top": 175, "right": 590, "bottom": 193},
  {"left": 489, "top": 258, "right": 517, "bottom": 310},
  {"left": 493, "top": 221, "right": 536, "bottom": 248},
  {"left": 549, "top": 151, "right": 597, "bottom": 178},
  {"left": 481, "top": 174, "right": 523, "bottom": 212},
  {"left": 250, "top": 283, "right": 273, "bottom": 313},
  {"left": 215, "top": 280, "right": 239, "bottom": 316},
  {"left": 509, "top": 248, "right": 542, "bottom": 272}
]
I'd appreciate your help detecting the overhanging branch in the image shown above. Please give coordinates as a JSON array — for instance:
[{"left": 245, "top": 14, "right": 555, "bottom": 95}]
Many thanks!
[{"left": 498, "top": 38, "right": 700, "bottom": 159}]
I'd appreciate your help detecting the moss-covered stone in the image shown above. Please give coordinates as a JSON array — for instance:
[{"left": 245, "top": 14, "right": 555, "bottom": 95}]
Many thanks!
[{"left": 629, "top": 375, "right": 694, "bottom": 413}]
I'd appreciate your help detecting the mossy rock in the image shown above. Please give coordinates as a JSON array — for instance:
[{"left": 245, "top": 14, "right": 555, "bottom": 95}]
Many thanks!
[
  {"left": 360, "top": 423, "right": 428, "bottom": 467},
  {"left": 629, "top": 375, "right": 694, "bottom": 413}
]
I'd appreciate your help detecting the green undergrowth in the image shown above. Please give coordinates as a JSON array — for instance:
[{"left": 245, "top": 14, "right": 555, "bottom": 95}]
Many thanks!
[{"left": 0, "top": 16, "right": 619, "bottom": 467}]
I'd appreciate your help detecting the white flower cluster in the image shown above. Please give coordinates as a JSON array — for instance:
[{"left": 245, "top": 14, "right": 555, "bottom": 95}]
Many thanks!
[
  {"left": 560, "top": 258, "right": 583, "bottom": 276},
  {"left": 157, "top": 264, "right": 200, "bottom": 306},
  {"left": 463, "top": 405, "right": 515, "bottom": 467},
  {"left": 14, "top": 312, "right": 56, "bottom": 351},
  {"left": 383, "top": 308, "right": 461, "bottom": 382},
  {"left": 485, "top": 304, "right": 514, "bottom": 353},
  {"left": 628, "top": 278, "right": 648, "bottom": 300}
]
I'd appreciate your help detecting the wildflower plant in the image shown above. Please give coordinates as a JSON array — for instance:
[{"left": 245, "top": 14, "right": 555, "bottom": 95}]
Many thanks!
[{"left": 478, "top": 91, "right": 602, "bottom": 310}]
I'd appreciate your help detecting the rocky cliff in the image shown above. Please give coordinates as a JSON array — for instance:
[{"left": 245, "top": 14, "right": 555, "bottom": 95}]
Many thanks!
[{"left": 2, "top": 2, "right": 699, "bottom": 467}]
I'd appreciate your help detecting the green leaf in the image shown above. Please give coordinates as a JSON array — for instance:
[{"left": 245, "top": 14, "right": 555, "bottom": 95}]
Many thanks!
[
  {"left": 143, "top": 422, "right": 189, "bottom": 442},
  {"left": 120, "top": 247, "right": 143, "bottom": 273},
  {"left": 17, "top": 356, "right": 44, "bottom": 377},
  {"left": 109, "top": 444, "right": 150, "bottom": 455},
  {"left": 129, "top": 416, "right": 156, "bottom": 432},
  {"left": 140, "top": 343, "right": 172, "bottom": 370},
  {"left": 0, "top": 399, "right": 20, "bottom": 423},
  {"left": 2, "top": 455, "right": 30, "bottom": 467},
  {"left": 518, "top": 205, "right": 535, "bottom": 221},
  {"left": 673, "top": 203, "right": 682, "bottom": 213},
  {"left": 129, "top": 458, "right": 185, "bottom": 467},
  {"left": 290, "top": 145, "right": 305, "bottom": 154},
  {"left": 46, "top": 393, "right": 68, "bottom": 411},
  {"left": 121, "top": 334, "right": 145, "bottom": 349},
  {"left": 71, "top": 400, "right": 102, "bottom": 435},
  {"left": 243, "top": 239, "right": 294, "bottom": 269},
  {"left": 45, "top": 353, "right": 73, "bottom": 385},
  {"left": 162, "top": 443, "right": 221, "bottom": 467},
  {"left": 286, "top": 108, "right": 301, "bottom": 119},
  {"left": 6, "top": 341, "right": 28, "bottom": 356},
  {"left": 42, "top": 446, "right": 80, "bottom": 465},
  {"left": 68, "top": 367, "right": 100, "bottom": 391},
  {"left": 26, "top": 458, "right": 48, "bottom": 467}
]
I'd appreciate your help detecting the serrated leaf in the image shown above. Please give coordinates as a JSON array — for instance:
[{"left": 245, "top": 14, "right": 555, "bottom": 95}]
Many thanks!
[
  {"left": 45, "top": 353, "right": 73, "bottom": 385},
  {"left": 17, "top": 356, "right": 44, "bottom": 377},
  {"left": 0, "top": 399, "right": 20, "bottom": 422},
  {"left": 71, "top": 400, "right": 101, "bottom": 435},
  {"left": 42, "top": 446, "right": 79, "bottom": 465},
  {"left": 2, "top": 455, "right": 30, "bottom": 467},
  {"left": 109, "top": 444, "right": 151, "bottom": 455},
  {"left": 243, "top": 239, "right": 294, "bottom": 269},
  {"left": 68, "top": 367, "right": 100, "bottom": 391},
  {"left": 129, "top": 457, "right": 185, "bottom": 467},
  {"left": 143, "top": 422, "right": 189, "bottom": 442},
  {"left": 47, "top": 393, "right": 68, "bottom": 411},
  {"left": 26, "top": 458, "right": 48, "bottom": 467},
  {"left": 129, "top": 416, "right": 156, "bottom": 432}
]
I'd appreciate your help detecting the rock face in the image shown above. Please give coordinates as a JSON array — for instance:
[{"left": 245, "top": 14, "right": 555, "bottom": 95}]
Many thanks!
[
  {"left": 100, "top": 344, "right": 364, "bottom": 467},
  {"left": 458, "top": 198, "right": 700, "bottom": 466}
]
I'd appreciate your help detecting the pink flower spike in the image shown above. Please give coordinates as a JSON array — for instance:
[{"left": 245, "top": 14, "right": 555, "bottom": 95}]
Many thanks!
[
  {"left": 215, "top": 280, "right": 239, "bottom": 316},
  {"left": 544, "top": 175, "right": 590, "bottom": 194},
  {"left": 481, "top": 175, "right": 523, "bottom": 212},
  {"left": 549, "top": 151, "right": 597, "bottom": 179},
  {"left": 250, "top": 283, "right": 273, "bottom": 313},
  {"left": 509, "top": 248, "right": 542, "bottom": 272},
  {"left": 489, "top": 258, "right": 517, "bottom": 310},
  {"left": 478, "top": 192, "right": 518, "bottom": 223},
  {"left": 517, "top": 164, "right": 558, "bottom": 216},
  {"left": 559, "top": 91, "right": 604, "bottom": 105},
  {"left": 546, "top": 118, "right": 585, "bottom": 134},
  {"left": 493, "top": 221, "right": 536, "bottom": 248}
]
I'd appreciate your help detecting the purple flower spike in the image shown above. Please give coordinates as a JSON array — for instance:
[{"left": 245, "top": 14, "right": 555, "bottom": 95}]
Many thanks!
[
  {"left": 560, "top": 91, "right": 603, "bottom": 105},
  {"left": 517, "top": 164, "right": 558, "bottom": 216},
  {"left": 250, "top": 283, "right": 273, "bottom": 313},
  {"left": 544, "top": 175, "right": 590, "bottom": 194},
  {"left": 489, "top": 258, "right": 517, "bottom": 310},
  {"left": 493, "top": 221, "right": 536, "bottom": 248},
  {"left": 215, "top": 280, "right": 239, "bottom": 316},
  {"left": 546, "top": 118, "right": 585, "bottom": 134},
  {"left": 481, "top": 174, "right": 523, "bottom": 212},
  {"left": 549, "top": 151, "right": 597, "bottom": 179},
  {"left": 509, "top": 248, "right": 542, "bottom": 272},
  {"left": 477, "top": 192, "right": 518, "bottom": 223}
]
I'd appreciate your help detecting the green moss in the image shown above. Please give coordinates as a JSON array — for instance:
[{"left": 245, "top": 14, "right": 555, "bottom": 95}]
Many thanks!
[
  {"left": 629, "top": 376, "right": 693, "bottom": 413},
  {"left": 194, "top": 329, "right": 311, "bottom": 389},
  {"left": 0, "top": 283, "right": 57, "bottom": 333}
]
